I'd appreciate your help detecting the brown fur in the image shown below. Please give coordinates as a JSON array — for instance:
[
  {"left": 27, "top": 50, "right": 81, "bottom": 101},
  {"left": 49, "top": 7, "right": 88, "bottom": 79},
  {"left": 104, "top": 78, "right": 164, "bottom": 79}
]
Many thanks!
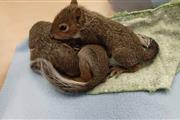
[
  {"left": 29, "top": 21, "right": 80, "bottom": 77},
  {"left": 29, "top": 21, "right": 109, "bottom": 93},
  {"left": 50, "top": 0, "right": 159, "bottom": 69}
]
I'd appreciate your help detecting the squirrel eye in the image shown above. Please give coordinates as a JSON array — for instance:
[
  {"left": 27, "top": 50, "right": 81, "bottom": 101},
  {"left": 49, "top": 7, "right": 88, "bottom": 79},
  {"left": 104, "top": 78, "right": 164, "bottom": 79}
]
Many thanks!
[{"left": 58, "top": 23, "right": 69, "bottom": 32}]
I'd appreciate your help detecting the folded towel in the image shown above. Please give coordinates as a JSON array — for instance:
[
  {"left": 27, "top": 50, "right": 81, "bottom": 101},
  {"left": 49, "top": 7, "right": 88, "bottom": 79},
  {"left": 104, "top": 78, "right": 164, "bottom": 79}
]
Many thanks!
[{"left": 89, "top": 1, "right": 180, "bottom": 94}]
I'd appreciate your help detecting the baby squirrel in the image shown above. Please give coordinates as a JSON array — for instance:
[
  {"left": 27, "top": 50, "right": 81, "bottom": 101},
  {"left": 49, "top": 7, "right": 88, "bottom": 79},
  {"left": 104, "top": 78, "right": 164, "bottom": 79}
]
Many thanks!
[
  {"left": 50, "top": 0, "right": 159, "bottom": 70},
  {"left": 29, "top": 21, "right": 80, "bottom": 77},
  {"left": 29, "top": 21, "right": 109, "bottom": 93}
]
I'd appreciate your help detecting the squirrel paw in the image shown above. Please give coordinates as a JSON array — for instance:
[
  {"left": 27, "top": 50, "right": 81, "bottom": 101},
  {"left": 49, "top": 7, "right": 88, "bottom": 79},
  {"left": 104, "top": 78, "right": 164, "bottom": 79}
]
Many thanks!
[
  {"left": 108, "top": 65, "right": 140, "bottom": 78},
  {"left": 108, "top": 66, "right": 125, "bottom": 78}
]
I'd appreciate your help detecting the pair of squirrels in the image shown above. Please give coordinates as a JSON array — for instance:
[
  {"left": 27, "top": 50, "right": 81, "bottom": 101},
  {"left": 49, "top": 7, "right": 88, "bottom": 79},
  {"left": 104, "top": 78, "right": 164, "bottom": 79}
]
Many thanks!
[{"left": 29, "top": 0, "right": 159, "bottom": 93}]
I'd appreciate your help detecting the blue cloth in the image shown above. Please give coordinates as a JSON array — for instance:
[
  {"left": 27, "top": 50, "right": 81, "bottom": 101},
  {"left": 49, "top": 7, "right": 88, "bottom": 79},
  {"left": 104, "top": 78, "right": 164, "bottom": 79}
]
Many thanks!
[
  {"left": 0, "top": 40, "right": 180, "bottom": 119},
  {"left": 151, "top": 0, "right": 169, "bottom": 6}
]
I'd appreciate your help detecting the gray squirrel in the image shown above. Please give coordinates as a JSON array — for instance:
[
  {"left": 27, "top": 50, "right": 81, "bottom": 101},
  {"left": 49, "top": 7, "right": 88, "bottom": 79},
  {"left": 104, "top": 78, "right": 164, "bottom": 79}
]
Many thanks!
[
  {"left": 29, "top": 21, "right": 109, "bottom": 93},
  {"left": 50, "top": 0, "right": 159, "bottom": 74},
  {"left": 29, "top": 0, "right": 159, "bottom": 93}
]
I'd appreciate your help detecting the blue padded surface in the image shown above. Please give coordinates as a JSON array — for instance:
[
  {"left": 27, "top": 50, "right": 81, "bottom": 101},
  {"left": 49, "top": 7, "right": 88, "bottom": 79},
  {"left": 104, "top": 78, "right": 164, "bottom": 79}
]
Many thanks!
[{"left": 0, "top": 40, "right": 180, "bottom": 119}]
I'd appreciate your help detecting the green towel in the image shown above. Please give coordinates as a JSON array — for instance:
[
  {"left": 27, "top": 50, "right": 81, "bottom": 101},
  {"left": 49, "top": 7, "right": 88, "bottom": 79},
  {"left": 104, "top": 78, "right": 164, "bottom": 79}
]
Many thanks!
[{"left": 89, "top": 1, "right": 180, "bottom": 94}]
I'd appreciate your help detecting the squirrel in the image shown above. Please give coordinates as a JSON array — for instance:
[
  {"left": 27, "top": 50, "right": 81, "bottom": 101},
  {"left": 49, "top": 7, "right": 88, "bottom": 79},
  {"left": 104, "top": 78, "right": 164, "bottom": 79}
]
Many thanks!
[
  {"left": 29, "top": 21, "right": 109, "bottom": 93},
  {"left": 29, "top": 21, "right": 80, "bottom": 77},
  {"left": 50, "top": 0, "right": 159, "bottom": 72}
]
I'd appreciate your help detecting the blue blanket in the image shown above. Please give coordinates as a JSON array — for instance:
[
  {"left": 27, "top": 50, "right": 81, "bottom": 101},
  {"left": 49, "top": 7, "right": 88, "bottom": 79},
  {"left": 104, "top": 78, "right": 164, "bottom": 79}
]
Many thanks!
[{"left": 0, "top": 40, "right": 180, "bottom": 119}]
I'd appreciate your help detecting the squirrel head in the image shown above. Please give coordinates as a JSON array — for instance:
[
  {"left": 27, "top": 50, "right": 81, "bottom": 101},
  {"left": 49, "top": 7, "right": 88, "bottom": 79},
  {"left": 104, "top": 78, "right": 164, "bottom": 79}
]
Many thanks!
[{"left": 50, "top": 0, "right": 85, "bottom": 40}]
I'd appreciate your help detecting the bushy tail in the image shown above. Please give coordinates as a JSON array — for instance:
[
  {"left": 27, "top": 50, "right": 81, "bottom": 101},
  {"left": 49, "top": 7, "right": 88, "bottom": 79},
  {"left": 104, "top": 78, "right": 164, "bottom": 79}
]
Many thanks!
[
  {"left": 137, "top": 34, "right": 159, "bottom": 61},
  {"left": 31, "top": 58, "right": 89, "bottom": 93},
  {"left": 31, "top": 54, "right": 108, "bottom": 93}
]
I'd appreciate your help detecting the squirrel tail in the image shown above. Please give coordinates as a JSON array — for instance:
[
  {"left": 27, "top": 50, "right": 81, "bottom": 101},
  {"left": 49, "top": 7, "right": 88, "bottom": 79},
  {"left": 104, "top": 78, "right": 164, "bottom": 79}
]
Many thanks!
[
  {"left": 30, "top": 54, "right": 108, "bottom": 93},
  {"left": 30, "top": 45, "right": 109, "bottom": 93},
  {"left": 137, "top": 34, "right": 159, "bottom": 62},
  {"left": 31, "top": 58, "right": 89, "bottom": 93}
]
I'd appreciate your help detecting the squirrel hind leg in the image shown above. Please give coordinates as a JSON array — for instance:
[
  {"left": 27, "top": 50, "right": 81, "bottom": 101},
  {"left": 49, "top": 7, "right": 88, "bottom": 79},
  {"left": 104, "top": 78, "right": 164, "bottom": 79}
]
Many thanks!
[
  {"left": 112, "top": 48, "right": 142, "bottom": 68},
  {"left": 30, "top": 59, "right": 42, "bottom": 74},
  {"left": 109, "top": 64, "right": 140, "bottom": 78},
  {"left": 109, "top": 66, "right": 126, "bottom": 78}
]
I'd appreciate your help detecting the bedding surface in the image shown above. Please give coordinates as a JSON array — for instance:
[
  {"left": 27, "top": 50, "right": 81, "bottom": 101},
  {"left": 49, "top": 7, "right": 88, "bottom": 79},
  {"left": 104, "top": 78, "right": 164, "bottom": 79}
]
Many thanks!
[
  {"left": 89, "top": 0, "right": 180, "bottom": 94},
  {"left": 0, "top": 1, "right": 180, "bottom": 119},
  {"left": 0, "top": 40, "right": 179, "bottom": 118}
]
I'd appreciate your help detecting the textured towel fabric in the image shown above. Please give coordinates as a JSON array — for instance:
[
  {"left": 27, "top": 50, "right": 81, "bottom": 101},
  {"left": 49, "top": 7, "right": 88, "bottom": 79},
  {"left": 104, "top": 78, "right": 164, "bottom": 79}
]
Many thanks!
[
  {"left": 0, "top": 1, "right": 180, "bottom": 119},
  {"left": 89, "top": 1, "right": 180, "bottom": 94}
]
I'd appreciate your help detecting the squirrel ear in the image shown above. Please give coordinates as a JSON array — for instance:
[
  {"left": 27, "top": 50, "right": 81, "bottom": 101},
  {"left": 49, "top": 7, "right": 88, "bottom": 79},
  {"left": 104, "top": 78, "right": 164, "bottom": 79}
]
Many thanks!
[
  {"left": 75, "top": 8, "right": 81, "bottom": 23},
  {"left": 70, "top": 0, "right": 78, "bottom": 6}
]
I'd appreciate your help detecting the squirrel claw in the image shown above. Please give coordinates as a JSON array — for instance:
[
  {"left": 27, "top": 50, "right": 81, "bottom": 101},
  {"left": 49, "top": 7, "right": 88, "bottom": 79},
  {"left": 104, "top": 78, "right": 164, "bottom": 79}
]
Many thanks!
[
  {"left": 108, "top": 67, "right": 125, "bottom": 78},
  {"left": 108, "top": 65, "right": 140, "bottom": 78}
]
